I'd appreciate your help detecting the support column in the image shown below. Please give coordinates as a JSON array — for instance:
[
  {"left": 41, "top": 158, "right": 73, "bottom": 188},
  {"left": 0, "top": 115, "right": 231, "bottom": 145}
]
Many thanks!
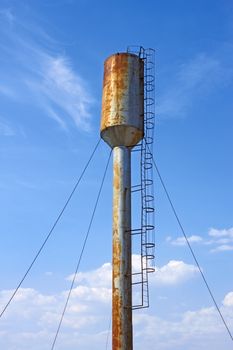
[{"left": 112, "top": 146, "right": 132, "bottom": 350}]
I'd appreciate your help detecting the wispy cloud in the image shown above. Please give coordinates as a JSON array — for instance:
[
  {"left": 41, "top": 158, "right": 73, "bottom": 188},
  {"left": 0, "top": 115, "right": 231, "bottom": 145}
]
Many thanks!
[
  {"left": 210, "top": 244, "right": 233, "bottom": 253},
  {"left": 167, "top": 227, "right": 233, "bottom": 253},
  {"left": 24, "top": 54, "right": 94, "bottom": 131},
  {"left": 44, "top": 106, "right": 68, "bottom": 131},
  {"left": 0, "top": 8, "right": 15, "bottom": 24},
  {"left": 0, "top": 119, "right": 15, "bottom": 136},
  {"left": 166, "top": 235, "right": 203, "bottom": 246},
  {"left": 206, "top": 227, "right": 233, "bottom": 253},
  {"left": 158, "top": 52, "right": 233, "bottom": 119},
  {"left": 209, "top": 227, "right": 233, "bottom": 239},
  {"left": 0, "top": 9, "right": 94, "bottom": 131}
]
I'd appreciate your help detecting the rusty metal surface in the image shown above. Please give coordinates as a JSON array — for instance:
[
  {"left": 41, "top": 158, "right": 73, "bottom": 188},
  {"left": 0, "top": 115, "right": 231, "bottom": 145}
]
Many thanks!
[
  {"left": 112, "top": 146, "right": 132, "bottom": 350},
  {"left": 101, "top": 53, "right": 144, "bottom": 148}
]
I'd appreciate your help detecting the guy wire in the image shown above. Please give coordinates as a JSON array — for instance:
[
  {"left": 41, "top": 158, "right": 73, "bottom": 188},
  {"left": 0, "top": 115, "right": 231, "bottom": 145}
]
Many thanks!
[
  {"left": 0, "top": 138, "right": 101, "bottom": 319},
  {"left": 146, "top": 142, "right": 233, "bottom": 342},
  {"left": 51, "top": 149, "right": 112, "bottom": 350}
]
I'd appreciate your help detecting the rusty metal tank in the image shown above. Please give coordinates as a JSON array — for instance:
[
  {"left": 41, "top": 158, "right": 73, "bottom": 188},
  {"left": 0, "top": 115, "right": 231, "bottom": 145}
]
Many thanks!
[{"left": 101, "top": 53, "right": 144, "bottom": 148}]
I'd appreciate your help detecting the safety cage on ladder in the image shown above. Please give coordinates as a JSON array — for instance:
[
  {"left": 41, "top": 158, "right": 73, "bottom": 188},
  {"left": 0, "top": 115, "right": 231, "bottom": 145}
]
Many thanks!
[{"left": 127, "top": 46, "right": 156, "bottom": 309}]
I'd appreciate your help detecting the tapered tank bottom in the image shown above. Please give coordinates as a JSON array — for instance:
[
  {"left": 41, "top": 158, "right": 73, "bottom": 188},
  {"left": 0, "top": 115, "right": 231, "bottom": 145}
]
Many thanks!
[{"left": 112, "top": 146, "right": 133, "bottom": 350}]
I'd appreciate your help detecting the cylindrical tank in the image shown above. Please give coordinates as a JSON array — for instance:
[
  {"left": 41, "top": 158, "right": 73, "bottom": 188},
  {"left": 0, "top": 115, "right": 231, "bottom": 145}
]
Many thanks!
[{"left": 101, "top": 53, "right": 144, "bottom": 148}]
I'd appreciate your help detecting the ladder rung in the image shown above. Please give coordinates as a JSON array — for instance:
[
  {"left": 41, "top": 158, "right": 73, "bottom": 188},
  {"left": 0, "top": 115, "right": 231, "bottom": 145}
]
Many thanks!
[
  {"left": 130, "top": 228, "right": 143, "bottom": 235},
  {"left": 131, "top": 184, "right": 142, "bottom": 193},
  {"left": 142, "top": 224, "right": 155, "bottom": 231},
  {"left": 142, "top": 242, "right": 155, "bottom": 248},
  {"left": 143, "top": 206, "right": 154, "bottom": 213}
]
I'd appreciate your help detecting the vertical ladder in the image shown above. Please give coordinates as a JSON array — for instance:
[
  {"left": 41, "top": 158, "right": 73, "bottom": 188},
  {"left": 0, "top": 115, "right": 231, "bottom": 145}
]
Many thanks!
[{"left": 127, "top": 46, "right": 156, "bottom": 309}]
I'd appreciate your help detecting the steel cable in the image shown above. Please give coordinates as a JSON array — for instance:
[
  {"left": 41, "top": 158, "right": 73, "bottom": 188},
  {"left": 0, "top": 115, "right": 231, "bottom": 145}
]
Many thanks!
[
  {"left": 105, "top": 314, "right": 112, "bottom": 350},
  {"left": 146, "top": 143, "right": 233, "bottom": 342},
  {"left": 0, "top": 138, "right": 101, "bottom": 319},
  {"left": 50, "top": 149, "right": 112, "bottom": 350}
]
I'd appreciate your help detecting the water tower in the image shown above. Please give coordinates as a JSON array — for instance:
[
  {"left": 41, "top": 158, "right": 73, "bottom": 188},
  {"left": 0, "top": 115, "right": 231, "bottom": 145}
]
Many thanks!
[{"left": 101, "top": 47, "right": 155, "bottom": 350}]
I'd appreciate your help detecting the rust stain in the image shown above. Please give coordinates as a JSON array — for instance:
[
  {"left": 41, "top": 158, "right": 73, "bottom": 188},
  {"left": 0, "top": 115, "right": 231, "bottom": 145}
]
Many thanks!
[
  {"left": 113, "top": 155, "right": 120, "bottom": 226},
  {"left": 112, "top": 151, "right": 123, "bottom": 349},
  {"left": 112, "top": 229, "right": 122, "bottom": 349},
  {"left": 113, "top": 158, "right": 120, "bottom": 191},
  {"left": 112, "top": 289, "right": 122, "bottom": 349},
  {"left": 101, "top": 53, "right": 129, "bottom": 130},
  {"left": 129, "top": 128, "right": 144, "bottom": 148},
  {"left": 112, "top": 148, "right": 133, "bottom": 349}
]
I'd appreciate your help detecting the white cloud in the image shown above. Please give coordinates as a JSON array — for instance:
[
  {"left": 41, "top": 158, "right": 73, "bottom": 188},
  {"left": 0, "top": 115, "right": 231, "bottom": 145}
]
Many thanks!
[
  {"left": 0, "top": 262, "right": 232, "bottom": 349},
  {"left": 45, "top": 107, "right": 68, "bottom": 131},
  {"left": 0, "top": 264, "right": 112, "bottom": 349},
  {"left": 132, "top": 253, "right": 143, "bottom": 272},
  {"left": 0, "top": 288, "right": 56, "bottom": 308},
  {"left": 208, "top": 228, "right": 233, "bottom": 253},
  {"left": 223, "top": 292, "right": 233, "bottom": 307},
  {"left": 74, "top": 257, "right": 199, "bottom": 289},
  {"left": 153, "top": 260, "right": 199, "bottom": 285},
  {"left": 210, "top": 245, "right": 233, "bottom": 253},
  {"left": 67, "top": 262, "right": 111, "bottom": 288},
  {"left": 167, "top": 235, "right": 203, "bottom": 246},
  {"left": 69, "top": 285, "right": 111, "bottom": 304},
  {"left": 22, "top": 51, "right": 94, "bottom": 131},
  {"left": 0, "top": 13, "right": 94, "bottom": 131},
  {"left": 134, "top": 300, "right": 233, "bottom": 350},
  {"left": 209, "top": 228, "right": 233, "bottom": 239},
  {"left": 167, "top": 227, "right": 233, "bottom": 254},
  {"left": 29, "top": 55, "right": 94, "bottom": 131}
]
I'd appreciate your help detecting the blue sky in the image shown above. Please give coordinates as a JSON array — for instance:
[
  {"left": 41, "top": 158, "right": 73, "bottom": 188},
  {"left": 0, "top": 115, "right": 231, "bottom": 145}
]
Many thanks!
[{"left": 0, "top": 0, "right": 233, "bottom": 349}]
